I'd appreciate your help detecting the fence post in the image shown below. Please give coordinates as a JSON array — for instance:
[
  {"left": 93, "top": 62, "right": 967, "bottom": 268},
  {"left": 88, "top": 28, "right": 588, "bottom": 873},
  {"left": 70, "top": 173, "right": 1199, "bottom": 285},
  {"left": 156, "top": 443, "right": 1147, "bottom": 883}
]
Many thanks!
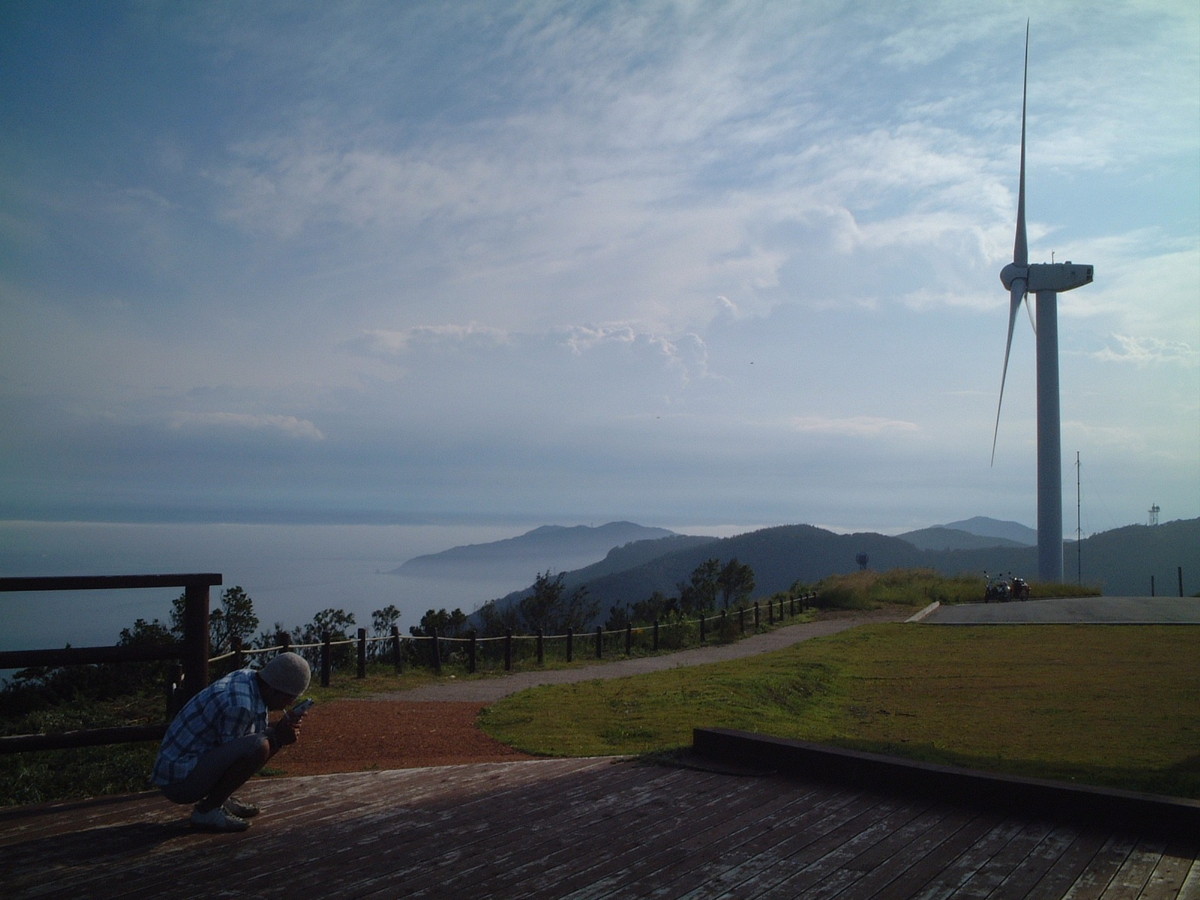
[
  {"left": 278, "top": 631, "right": 292, "bottom": 654},
  {"left": 653, "top": 619, "right": 659, "bottom": 652},
  {"left": 504, "top": 630, "right": 513, "bottom": 671},
  {"left": 566, "top": 627, "right": 574, "bottom": 662},
  {"left": 469, "top": 632, "right": 477, "bottom": 674},
  {"left": 391, "top": 625, "right": 403, "bottom": 673},
  {"left": 768, "top": 599, "right": 774, "bottom": 625},
  {"left": 537, "top": 629, "right": 544, "bottom": 666},
  {"left": 321, "top": 632, "right": 332, "bottom": 687},
  {"left": 356, "top": 628, "right": 367, "bottom": 678},
  {"left": 431, "top": 628, "right": 442, "bottom": 675},
  {"left": 754, "top": 601, "right": 760, "bottom": 629},
  {"left": 231, "top": 636, "right": 245, "bottom": 670},
  {"left": 181, "top": 579, "right": 211, "bottom": 701},
  {"left": 699, "top": 613, "right": 706, "bottom": 644},
  {"left": 625, "top": 623, "right": 632, "bottom": 656},
  {"left": 738, "top": 606, "right": 745, "bottom": 634},
  {"left": 595, "top": 626, "right": 603, "bottom": 659}
]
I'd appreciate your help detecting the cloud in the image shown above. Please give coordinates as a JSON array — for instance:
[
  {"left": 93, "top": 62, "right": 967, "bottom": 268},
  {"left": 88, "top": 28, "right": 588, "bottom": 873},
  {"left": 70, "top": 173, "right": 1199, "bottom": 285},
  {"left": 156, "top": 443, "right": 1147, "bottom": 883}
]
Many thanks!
[
  {"left": 788, "top": 416, "right": 920, "bottom": 438},
  {"left": 1092, "top": 335, "right": 1197, "bottom": 368},
  {"left": 168, "top": 412, "right": 325, "bottom": 441}
]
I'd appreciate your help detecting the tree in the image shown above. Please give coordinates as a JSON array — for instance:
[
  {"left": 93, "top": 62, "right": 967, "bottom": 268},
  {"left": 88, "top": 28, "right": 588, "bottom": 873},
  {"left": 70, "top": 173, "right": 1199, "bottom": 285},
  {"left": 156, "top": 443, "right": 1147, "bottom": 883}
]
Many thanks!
[
  {"left": 717, "top": 559, "right": 756, "bottom": 609},
  {"left": 371, "top": 604, "right": 402, "bottom": 659},
  {"left": 478, "top": 597, "right": 520, "bottom": 637},
  {"left": 679, "top": 558, "right": 720, "bottom": 615},
  {"left": 170, "top": 585, "right": 260, "bottom": 655},
  {"left": 295, "top": 608, "right": 357, "bottom": 669},
  {"left": 518, "top": 571, "right": 598, "bottom": 635},
  {"left": 372, "top": 604, "right": 402, "bottom": 637},
  {"left": 409, "top": 608, "right": 468, "bottom": 639}
]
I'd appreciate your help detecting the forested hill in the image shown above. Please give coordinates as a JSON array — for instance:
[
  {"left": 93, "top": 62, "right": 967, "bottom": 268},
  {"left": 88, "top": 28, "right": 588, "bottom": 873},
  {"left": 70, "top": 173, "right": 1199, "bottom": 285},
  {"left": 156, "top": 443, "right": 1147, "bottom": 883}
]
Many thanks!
[
  {"left": 393, "top": 521, "right": 677, "bottom": 582},
  {"left": 479, "top": 518, "right": 1200, "bottom": 625}
]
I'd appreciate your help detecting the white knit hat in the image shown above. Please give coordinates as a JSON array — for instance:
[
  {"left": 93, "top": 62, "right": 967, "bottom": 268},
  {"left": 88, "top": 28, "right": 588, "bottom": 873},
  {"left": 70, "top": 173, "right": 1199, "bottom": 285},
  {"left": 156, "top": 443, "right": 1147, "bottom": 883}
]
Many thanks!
[{"left": 260, "top": 652, "right": 311, "bottom": 696}]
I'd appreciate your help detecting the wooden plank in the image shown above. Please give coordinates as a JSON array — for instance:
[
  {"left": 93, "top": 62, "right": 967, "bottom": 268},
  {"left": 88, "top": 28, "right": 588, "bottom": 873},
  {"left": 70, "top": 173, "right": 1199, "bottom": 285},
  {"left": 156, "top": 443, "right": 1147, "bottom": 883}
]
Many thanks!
[
  {"left": 2, "top": 760, "right": 1198, "bottom": 900},
  {"left": 1029, "top": 829, "right": 1122, "bottom": 900},
  {"left": 535, "top": 773, "right": 833, "bottom": 899},
  {"left": 0, "top": 574, "right": 222, "bottom": 592},
  {"left": 0, "top": 643, "right": 183, "bottom": 669},
  {"left": 990, "top": 825, "right": 1101, "bottom": 900},
  {"left": 803, "top": 806, "right": 970, "bottom": 899},
  {"left": 388, "top": 762, "right": 694, "bottom": 896},
  {"left": 738, "top": 798, "right": 937, "bottom": 899},
  {"left": 1098, "top": 839, "right": 1168, "bottom": 899},
  {"left": 941, "top": 819, "right": 1060, "bottom": 899},
  {"left": 653, "top": 784, "right": 870, "bottom": 898},
  {"left": 1060, "top": 834, "right": 1139, "bottom": 900},
  {"left": 859, "top": 810, "right": 1011, "bottom": 899},
  {"left": 512, "top": 773, "right": 772, "bottom": 897},
  {"left": 1142, "top": 846, "right": 1200, "bottom": 899}
]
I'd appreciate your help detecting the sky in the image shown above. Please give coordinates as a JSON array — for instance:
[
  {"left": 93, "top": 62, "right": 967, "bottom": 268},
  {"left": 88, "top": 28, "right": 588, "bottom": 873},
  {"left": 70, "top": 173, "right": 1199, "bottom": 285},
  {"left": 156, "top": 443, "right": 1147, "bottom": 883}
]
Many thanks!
[{"left": 1, "top": 0, "right": 1197, "bottom": 538}]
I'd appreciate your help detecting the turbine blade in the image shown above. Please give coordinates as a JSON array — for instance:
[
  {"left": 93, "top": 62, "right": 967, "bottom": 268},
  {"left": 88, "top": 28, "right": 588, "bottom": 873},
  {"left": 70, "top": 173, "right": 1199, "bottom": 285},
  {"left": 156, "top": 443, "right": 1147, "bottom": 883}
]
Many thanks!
[
  {"left": 1025, "top": 291, "right": 1036, "bottom": 334},
  {"left": 991, "top": 281, "right": 1025, "bottom": 465},
  {"left": 1013, "top": 22, "right": 1028, "bottom": 268}
]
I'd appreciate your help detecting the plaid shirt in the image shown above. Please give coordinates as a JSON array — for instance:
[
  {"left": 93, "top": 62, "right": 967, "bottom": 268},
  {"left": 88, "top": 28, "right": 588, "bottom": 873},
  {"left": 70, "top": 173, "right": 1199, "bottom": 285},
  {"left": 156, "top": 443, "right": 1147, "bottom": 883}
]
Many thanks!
[{"left": 151, "top": 668, "right": 268, "bottom": 786}]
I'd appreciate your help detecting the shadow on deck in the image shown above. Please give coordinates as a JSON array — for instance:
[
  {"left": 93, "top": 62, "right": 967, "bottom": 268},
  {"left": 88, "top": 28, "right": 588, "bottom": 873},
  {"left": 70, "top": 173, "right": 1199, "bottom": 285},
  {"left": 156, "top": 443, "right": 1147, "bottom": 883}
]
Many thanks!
[{"left": 2, "top": 742, "right": 1198, "bottom": 898}]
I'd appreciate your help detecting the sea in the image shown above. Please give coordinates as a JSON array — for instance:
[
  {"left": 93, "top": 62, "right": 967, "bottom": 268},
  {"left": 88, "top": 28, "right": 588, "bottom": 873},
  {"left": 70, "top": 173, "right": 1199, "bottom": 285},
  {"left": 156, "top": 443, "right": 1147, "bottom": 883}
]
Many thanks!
[{"left": 0, "top": 520, "right": 546, "bottom": 664}]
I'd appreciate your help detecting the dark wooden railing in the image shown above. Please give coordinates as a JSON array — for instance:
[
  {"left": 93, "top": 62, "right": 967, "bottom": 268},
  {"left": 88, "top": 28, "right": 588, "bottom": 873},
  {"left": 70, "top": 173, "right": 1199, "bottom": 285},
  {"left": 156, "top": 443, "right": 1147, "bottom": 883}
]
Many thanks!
[{"left": 0, "top": 573, "right": 220, "bottom": 753}]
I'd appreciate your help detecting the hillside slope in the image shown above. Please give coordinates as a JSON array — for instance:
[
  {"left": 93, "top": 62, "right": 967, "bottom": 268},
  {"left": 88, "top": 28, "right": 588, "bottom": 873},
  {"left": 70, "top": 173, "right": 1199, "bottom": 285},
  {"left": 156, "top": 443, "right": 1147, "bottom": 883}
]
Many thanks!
[{"left": 477, "top": 518, "right": 1200, "bottom": 625}]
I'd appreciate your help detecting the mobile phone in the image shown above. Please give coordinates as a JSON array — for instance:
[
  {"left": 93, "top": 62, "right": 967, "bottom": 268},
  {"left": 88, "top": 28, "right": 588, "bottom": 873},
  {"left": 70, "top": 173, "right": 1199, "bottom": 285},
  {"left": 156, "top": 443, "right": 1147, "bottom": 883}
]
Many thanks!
[{"left": 288, "top": 698, "right": 314, "bottom": 718}]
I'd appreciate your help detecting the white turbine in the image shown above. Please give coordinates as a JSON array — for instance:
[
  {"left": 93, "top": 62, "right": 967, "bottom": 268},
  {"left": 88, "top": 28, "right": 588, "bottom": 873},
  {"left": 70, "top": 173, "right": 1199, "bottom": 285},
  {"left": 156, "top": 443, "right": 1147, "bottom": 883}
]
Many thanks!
[{"left": 993, "top": 24, "right": 1094, "bottom": 584}]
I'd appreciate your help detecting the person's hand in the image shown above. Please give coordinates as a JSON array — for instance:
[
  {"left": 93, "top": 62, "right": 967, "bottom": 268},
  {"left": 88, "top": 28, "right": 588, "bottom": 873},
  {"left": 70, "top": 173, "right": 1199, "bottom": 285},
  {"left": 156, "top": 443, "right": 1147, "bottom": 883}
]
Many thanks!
[{"left": 274, "top": 715, "right": 300, "bottom": 746}]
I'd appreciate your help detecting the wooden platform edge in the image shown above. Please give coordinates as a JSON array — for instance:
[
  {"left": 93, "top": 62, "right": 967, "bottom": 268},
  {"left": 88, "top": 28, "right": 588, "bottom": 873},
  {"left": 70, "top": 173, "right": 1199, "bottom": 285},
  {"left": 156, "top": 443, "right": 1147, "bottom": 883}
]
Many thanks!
[{"left": 692, "top": 727, "right": 1200, "bottom": 837}]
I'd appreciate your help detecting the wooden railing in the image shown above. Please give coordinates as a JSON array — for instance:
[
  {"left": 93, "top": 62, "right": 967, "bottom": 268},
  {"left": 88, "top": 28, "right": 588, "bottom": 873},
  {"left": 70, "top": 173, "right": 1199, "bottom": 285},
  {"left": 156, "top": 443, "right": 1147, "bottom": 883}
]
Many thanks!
[{"left": 0, "top": 573, "right": 220, "bottom": 753}]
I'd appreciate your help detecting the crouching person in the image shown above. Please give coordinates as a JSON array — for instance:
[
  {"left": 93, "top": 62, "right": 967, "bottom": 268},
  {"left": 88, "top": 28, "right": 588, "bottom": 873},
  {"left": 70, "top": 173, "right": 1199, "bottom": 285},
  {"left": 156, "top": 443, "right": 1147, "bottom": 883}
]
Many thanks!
[{"left": 151, "top": 651, "right": 312, "bottom": 832}]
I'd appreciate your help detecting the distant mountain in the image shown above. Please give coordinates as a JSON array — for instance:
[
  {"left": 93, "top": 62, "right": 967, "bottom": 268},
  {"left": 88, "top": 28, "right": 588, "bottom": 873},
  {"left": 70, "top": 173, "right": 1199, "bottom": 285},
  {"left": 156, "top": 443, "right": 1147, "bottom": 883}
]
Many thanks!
[
  {"left": 393, "top": 521, "right": 678, "bottom": 584},
  {"left": 897, "top": 526, "right": 1028, "bottom": 552},
  {"left": 942, "top": 517, "right": 1037, "bottom": 546},
  {"left": 473, "top": 517, "right": 1200, "bottom": 626}
]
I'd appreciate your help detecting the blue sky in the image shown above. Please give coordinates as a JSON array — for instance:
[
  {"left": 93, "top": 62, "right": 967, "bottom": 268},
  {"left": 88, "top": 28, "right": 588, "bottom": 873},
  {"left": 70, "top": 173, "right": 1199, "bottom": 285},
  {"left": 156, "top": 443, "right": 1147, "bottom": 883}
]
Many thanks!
[{"left": 2, "top": 0, "right": 1197, "bottom": 536}]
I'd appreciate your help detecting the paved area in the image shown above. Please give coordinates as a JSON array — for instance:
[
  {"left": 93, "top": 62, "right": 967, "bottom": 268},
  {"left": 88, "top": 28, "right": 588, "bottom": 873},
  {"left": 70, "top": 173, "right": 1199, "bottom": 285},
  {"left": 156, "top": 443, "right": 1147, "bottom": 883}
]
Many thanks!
[{"left": 920, "top": 596, "right": 1200, "bottom": 625}]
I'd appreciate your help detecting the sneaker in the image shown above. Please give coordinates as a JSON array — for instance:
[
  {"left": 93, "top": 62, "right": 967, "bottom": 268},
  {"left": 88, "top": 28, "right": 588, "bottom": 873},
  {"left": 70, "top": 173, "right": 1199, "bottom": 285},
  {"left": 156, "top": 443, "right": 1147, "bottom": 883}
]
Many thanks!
[
  {"left": 191, "top": 804, "right": 250, "bottom": 832},
  {"left": 223, "top": 795, "right": 260, "bottom": 818}
]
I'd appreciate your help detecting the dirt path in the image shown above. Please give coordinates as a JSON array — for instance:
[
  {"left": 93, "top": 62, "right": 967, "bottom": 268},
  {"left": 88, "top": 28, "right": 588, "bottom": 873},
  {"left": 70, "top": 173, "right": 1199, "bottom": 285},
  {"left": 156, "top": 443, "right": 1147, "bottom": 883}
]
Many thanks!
[{"left": 277, "top": 608, "right": 910, "bottom": 776}]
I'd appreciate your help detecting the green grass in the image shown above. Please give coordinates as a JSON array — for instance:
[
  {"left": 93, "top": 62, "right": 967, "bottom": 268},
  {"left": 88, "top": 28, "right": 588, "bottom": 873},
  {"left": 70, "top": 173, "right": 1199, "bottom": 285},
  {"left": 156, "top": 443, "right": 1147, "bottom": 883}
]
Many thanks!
[{"left": 480, "top": 624, "right": 1200, "bottom": 798}]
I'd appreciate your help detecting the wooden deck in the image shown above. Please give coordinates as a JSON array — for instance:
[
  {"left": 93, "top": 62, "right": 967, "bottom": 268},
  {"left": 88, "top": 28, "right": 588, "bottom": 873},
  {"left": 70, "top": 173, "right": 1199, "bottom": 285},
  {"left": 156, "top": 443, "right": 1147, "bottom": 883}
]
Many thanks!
[{"left": 2, "top": 756, "right": 1197, "bottom": 899}]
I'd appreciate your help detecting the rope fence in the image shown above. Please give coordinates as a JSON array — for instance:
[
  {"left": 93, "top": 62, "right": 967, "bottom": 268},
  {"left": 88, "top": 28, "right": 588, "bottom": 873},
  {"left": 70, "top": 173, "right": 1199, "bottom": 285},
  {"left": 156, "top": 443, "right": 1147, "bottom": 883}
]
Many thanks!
[{"left": 216, "top": 593, "right": 818, "bottom": 688}]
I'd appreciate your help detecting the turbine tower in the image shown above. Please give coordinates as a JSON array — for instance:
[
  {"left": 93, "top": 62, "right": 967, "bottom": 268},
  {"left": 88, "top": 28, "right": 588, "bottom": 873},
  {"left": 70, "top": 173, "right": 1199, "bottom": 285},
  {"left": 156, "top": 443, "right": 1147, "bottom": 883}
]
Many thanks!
[{"left": 993, "top": 24, "right": 1093, "bottom": 583}]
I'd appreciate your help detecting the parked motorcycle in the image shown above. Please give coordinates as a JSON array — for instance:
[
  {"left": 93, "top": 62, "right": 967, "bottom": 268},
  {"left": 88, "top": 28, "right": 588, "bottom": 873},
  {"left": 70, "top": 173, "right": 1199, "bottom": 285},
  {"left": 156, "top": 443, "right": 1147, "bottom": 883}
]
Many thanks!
[
  {"left": 984, "top": 571, "right": 1030, "bottom": 602},
  {"left": 984, "top": 571, "right": 1011, "bottom": 602}
]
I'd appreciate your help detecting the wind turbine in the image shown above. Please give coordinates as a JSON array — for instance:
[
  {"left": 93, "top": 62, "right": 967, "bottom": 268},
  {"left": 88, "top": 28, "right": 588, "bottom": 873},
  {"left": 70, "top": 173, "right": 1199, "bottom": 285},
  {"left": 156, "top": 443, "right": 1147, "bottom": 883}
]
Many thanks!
[{"left": 993, "top": 23, "right": 1093, "bottom": 584}]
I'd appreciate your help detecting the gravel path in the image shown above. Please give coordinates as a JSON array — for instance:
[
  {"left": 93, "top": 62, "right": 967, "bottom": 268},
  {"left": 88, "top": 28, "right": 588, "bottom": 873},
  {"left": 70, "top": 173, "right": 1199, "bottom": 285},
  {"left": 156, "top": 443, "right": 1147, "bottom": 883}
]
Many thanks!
[{"left": 370, "top": 607, "right": 910, "bottom": 703}]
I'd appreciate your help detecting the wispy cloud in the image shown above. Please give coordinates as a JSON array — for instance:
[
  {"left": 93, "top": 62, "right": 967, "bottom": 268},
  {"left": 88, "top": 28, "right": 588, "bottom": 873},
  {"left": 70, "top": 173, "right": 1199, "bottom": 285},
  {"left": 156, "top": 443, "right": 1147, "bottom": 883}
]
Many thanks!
[{"left": 169, "top": 412, "right": 326, "bottom": 441}]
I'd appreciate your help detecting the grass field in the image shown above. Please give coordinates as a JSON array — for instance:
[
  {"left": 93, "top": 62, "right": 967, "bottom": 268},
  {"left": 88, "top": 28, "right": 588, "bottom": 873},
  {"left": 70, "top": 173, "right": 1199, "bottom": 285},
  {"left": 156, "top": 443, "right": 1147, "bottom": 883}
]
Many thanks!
[{"left": 480, "top": 623, "right": 1200, "bottom": 799}]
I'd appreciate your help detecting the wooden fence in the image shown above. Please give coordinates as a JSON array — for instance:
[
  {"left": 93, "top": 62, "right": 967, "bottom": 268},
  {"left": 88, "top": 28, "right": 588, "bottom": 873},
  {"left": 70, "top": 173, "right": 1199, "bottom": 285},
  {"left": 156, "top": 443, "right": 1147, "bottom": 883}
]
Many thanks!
[
  {"left": 1, "top": 578, "right": 816, "bottom": 753},
  {"left": 0, "top": 574, "right": 220, "bottom": 753}
]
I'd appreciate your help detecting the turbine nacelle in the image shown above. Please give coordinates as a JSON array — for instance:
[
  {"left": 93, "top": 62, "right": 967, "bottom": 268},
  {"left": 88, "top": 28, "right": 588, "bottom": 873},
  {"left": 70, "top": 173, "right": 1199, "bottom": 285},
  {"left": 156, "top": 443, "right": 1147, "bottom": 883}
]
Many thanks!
[{"left": 1000, "top": 262, "right": 1093, "bottom": 294}]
